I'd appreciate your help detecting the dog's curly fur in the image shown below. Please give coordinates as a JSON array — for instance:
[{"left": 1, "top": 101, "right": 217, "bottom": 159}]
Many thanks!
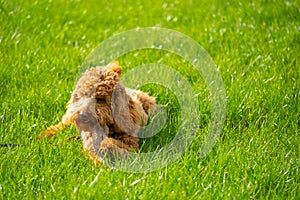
[{"left": 39, "top": 61, "right": 156, "bottom": 164}]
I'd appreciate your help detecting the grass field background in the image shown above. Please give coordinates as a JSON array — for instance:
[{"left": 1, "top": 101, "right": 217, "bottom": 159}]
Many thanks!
[{"left": 1, "top": 0, "right": 299, "bottom": 199}]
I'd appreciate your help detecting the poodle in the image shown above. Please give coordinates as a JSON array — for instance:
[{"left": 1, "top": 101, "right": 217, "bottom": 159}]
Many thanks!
[{"left": 39, "top": 61, "right": 157, "bottom": 164}]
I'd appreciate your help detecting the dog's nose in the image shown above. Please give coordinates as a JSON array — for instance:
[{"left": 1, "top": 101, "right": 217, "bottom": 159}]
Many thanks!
[
  {"left": 79, "top": 111, "right": 89, "bottom": 118},
  {"left": 78, "top": 111, "right": 91, "bottom": 123}
]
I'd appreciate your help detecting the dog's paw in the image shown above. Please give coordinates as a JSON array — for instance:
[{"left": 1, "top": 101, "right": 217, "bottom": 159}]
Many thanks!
[{"left": 98, "top": 146, "right": 128, "bottom": 168}]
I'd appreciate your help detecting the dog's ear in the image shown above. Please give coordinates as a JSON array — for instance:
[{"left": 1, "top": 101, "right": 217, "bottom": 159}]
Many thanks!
[
  {"left": 111, "top": 83, "right": 139, "bottom": 135},
  {"left": 107, "top": 61, "right": 122, "bottom": 75}
]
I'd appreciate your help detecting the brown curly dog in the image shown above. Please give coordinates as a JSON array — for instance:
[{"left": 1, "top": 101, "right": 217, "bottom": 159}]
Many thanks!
[{"left": 39, "top": 61, "right": 157, "bottom": 164}]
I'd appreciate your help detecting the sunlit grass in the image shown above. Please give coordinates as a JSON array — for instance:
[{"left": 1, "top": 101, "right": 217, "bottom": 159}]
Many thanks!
[{"left": 0, "top": 0, "right": 299, "bottom": 199}]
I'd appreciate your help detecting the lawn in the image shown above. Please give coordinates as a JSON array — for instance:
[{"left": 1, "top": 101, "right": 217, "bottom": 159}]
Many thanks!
[{"left": 0, "top": 0, "right": 299, "bottom": 199}]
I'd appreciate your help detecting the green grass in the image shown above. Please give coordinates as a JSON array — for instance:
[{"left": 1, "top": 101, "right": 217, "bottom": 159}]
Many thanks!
[{"left": 1, "top": 0, "right": 299, "bottom": 199}]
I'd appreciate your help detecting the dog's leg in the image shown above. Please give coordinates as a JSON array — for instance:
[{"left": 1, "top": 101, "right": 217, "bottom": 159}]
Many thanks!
[
  {"left": 115, "top": 133, "right": 139, "bottom": 151},
  {"left": 97, "top": 137, "right": 132, "bottom": 165}
]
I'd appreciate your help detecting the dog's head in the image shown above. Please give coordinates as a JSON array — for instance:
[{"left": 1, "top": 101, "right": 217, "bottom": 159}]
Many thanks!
[
  {"left": 69, "top": 61, "right": 122, "bottom": 139},
  {"left": 71, "top": 61, "right": 122, "bottom": 103}
]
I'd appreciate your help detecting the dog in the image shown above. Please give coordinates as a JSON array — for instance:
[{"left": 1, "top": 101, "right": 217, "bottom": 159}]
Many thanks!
[{"left": 39, "top": 61, "right": 157, "bottom": 164}]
